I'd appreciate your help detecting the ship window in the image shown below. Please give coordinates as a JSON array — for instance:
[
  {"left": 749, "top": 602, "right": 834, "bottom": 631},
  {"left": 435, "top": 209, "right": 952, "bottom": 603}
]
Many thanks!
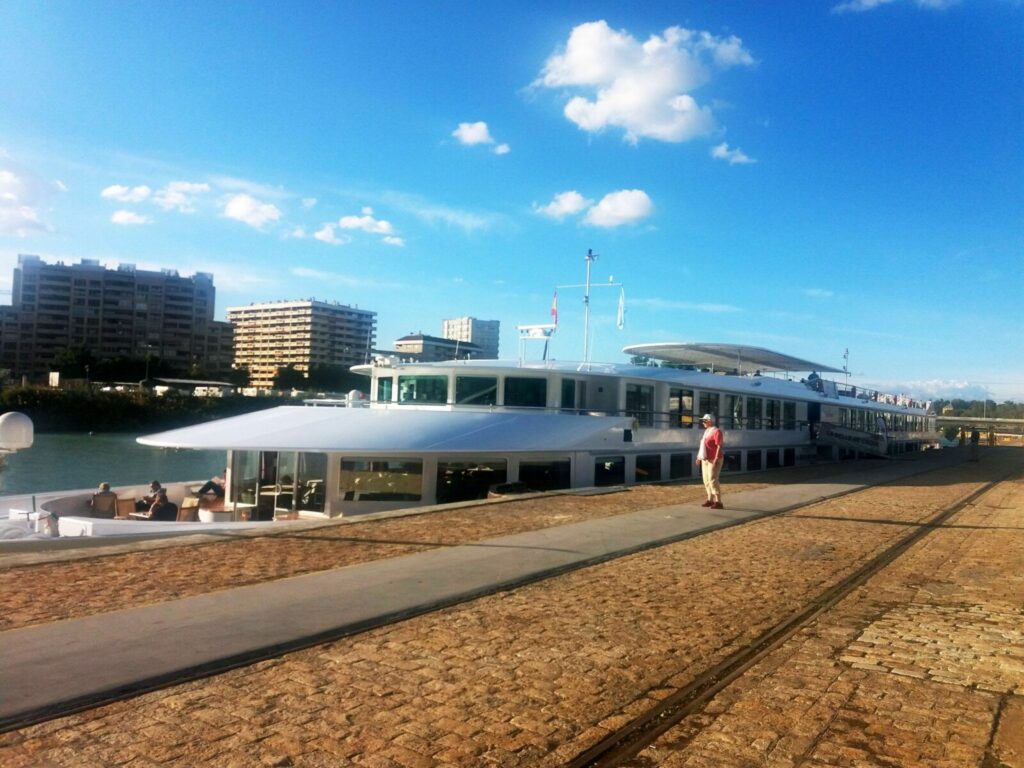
[
  {"left": 339, "top": 458, "right": 422, "bottom": 501},
  {"left": 626, "top": 383, "right": 654, "bottom": 427},
  {"left": 725, "top": 394, "right": 742, "bottom": 430},
  {"left": 783, "top": 448, "right": 796, "bottom": 466},
  {"left": 635, "top": 454, "right": 661, "bottom": 483},
  {"left": 504, "top": 377, "right": 547, "bottom": 408},
  {"left": 398, "top": 375, "right": 448, "bottom": 404},
  {"left": 669, "top": 388, "right": 694, "bottom": 428},
  {"left": 376, "top": 377, "right": 393, "bottom": 402},
  {"left": 436, "top": 460, "right": 507, "bottom": 504},
  {"left": 766, "top": 449, "right": 781, "bottom": 468},
  {"left": 699, "top": 392, "right": 720, "bottom": 424},
  {"left": 746, "top": 397, "right": 763, "bottom": 429},
  {"left": 783, "top": 401, "right": 796, "bottom": 430},
  {"left": 746, "top": 450, "right": 762, "bottom": 471},
  {"left": 296, "top": 452, "right": 327, "bottom": 513},
  {"left": 518, "top": 460, "right": 571, "bottom": 491},
  {"left": 561, "top": 379, "right": 576, "bottom": 411},
  {"left": 231, "top": 450, "right": 259, "bottom": 505},
  {"left": 766, "top": 400, "right": 781, "bottom": 429},
  {"left": 594, "top": 456, "right": 625, "bottom": 486},
  {"left": 455, "top": 376, "right": 497, "bottom": 405},
  {"left": 723, "top": 451, "right": 742, "bottom": 472},
  {"left": 669, "top": 453, "right": 693, "bottom": 478}
]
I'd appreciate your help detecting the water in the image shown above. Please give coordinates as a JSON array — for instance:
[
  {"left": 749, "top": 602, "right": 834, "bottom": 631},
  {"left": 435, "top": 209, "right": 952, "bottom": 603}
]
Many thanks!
[{"left": 0, "top": 433, "right": 223, "bottom": 495}]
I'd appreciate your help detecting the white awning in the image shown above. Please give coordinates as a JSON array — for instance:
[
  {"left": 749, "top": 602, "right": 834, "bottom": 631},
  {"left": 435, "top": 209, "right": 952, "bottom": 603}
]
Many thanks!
[
  {"left": 138, "top": 406, "right": 634, "bottom": 454},
  {"left": 622, "top": 342, "right": 842, "bottom": 374}
]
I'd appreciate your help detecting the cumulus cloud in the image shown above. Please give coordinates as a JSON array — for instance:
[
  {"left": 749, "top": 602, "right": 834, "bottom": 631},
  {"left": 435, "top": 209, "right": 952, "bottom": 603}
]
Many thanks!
[
  {"left": 0, "top": 154, "right": 53, "bottom": 236},
  {"left": 536, "top": 20, "right": 754, "bottom": 144},
  {"left": 101, "top": 184, "right": 152, "bottom": 203},
  {"left": 711, "top": 142, "right": 756, "bottom": 165},
  {"left": 339, "top": 206, "right": 395, "bottom": 235},
  {"left": 382, "top": 235, "right": 405, "bottom": 247},
  {"left": 153, "top": 181, "right": 210, "bottom": 212},
  {"left": 583, "top": 189, "right": 654, "bottom": 227},
  {"left": 222, "top": 193, "right": 281, "bottom": 228},
  {"left": 111, "top": 210, "right": 151, "bottom": 225},
  {"left": 302, "top": 197, "right": 318, "bottom": 209},
  {"left": 534, "top": 190, "right": 594, "bottom": 219},
  {"left": 452, "top": 121, "right": 511, "bottom": 155},
  {"left": 313, "top": 223, "right": 350, "bottom": 245},
  {"left": 832, "top": 0, "right": 957, "bottom": 12}
]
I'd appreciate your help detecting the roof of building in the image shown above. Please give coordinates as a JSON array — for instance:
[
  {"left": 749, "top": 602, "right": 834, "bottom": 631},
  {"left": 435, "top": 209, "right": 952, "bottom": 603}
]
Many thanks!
[{"left": 621, "top": 342, "right": 843, "bottom": 374}]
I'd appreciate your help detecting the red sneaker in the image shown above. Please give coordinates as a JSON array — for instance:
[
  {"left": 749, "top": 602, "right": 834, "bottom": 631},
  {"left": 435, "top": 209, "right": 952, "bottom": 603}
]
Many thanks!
[
  {"left": 712, "top": 501, "right": 724, "bottom": 509},
  {"left": 701, "top": 500, "right": 714, "bottom": 507}
]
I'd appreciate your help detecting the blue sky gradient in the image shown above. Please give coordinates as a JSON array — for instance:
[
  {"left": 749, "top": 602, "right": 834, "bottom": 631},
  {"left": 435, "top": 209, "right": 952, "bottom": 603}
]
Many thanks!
[{"left": 1, "top": 1, "right": 1021, "bottom": 399}]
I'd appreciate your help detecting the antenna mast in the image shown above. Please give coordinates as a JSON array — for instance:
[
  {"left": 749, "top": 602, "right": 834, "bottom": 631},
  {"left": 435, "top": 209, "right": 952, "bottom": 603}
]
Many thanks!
[{"left": 583, "top": 248, "right": 597, "bottom": 362}]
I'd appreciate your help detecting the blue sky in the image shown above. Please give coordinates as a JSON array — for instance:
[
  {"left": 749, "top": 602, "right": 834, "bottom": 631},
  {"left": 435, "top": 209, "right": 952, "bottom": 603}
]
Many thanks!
[{"left": 1, "top": 0, "right": 1021, "bottom": 400}]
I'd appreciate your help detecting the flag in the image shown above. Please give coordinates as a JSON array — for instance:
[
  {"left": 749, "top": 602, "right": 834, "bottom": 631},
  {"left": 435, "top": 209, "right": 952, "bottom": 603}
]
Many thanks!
[
  {"left": 551, "top": 290, "right": 558, "bottom": 326},
  {"left": 616, "top": 287, "right": 625, "bottom": 329}
]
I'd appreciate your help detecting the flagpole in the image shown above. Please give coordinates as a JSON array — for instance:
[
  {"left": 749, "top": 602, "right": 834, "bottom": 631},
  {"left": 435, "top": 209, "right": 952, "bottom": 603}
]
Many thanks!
[{"left": 583, "top": 248, "right": 597, "bottom": 362}]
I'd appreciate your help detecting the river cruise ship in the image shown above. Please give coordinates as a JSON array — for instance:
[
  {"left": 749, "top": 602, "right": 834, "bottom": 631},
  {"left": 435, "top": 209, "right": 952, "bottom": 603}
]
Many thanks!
[{"left": 137, "top": 343, "right": 938, "bottom": 521}]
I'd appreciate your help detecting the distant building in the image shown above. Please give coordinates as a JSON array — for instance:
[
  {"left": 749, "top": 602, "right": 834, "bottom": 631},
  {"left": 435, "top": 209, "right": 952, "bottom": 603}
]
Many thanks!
[
  {"left": 227, "top": 299, "right": 377, "bottom": 389},
  {"left": 441, "top": 316, "right": 499, "bottom": 359},
  {"left": 0, "top": 254, "right": 233, "bottom": 379},
  {"left": 394, "top": 333, "right": 481, "bottom": 362}
]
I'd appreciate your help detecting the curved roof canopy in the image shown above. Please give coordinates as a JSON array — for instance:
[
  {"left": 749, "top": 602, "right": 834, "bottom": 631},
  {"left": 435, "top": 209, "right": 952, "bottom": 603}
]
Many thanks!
[{"left": 622, "top": 343, "right": 842, "bottom": 374}]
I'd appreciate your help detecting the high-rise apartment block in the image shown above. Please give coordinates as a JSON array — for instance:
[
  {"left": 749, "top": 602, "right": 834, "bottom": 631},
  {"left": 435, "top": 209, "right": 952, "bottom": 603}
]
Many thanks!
[
  {"left": 393, "top": 333, "right": 480, "bottom": 362},
  {"left": 441, "top": 316, "right": 500, "bottom": 359},
  {"left": 227, "top": 299, "right": 377, "bottom": 388},
  {"left": 0, "top": 254, "right": 233, "bottom": 378}
]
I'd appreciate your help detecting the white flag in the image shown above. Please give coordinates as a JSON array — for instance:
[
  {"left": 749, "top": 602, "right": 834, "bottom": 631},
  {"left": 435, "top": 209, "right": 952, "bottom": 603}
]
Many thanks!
[{"left": 616, "top": 288, "right": 625, "bottom": 330}]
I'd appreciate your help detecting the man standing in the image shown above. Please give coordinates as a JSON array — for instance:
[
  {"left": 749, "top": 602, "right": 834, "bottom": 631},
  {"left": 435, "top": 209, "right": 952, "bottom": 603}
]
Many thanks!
[{"left": 696, "top": 413, "right": 724, "bottom": 509}]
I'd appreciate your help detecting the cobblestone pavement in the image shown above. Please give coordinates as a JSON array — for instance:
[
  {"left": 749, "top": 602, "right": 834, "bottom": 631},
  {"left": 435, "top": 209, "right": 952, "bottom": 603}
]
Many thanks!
[
  {"left": 1, "top": 450, "right": 1020, "bottom": 767},
  {"left": 629, "top": 452, "right": 1024, "bottom": 768}
]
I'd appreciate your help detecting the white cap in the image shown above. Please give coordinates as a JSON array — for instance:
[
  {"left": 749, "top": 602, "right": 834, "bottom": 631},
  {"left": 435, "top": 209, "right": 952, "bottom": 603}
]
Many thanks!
[{"left": 701, "top": 413, "right": 715, "bottom": 423}]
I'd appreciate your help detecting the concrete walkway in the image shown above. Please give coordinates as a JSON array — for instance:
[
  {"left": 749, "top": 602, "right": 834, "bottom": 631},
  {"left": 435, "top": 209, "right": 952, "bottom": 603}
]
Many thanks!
[{"left": 0, "top": 452, "right": 962, "bottom": 731}]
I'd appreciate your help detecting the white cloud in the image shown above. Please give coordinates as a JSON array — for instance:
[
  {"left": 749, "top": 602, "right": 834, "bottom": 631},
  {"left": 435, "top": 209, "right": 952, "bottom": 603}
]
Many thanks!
[
  {"left": 802, "top": 288, "right": 834, "bottom": 299},
  {"left": 535, "top": 190, "right": 593, "bottom": 219},
  {"left": 222, "top": 193, "right": 281, "bottom": 229},
  {"left": 101, "top": 184, "right": 152, "bottom": 203},
  {"left": 313, "top": 223, "right": 350, "bottom": 245},
  {"left": 711, "top": 142, "right": 756, "bottom": 165},
  {"left": 832, "top": 0, "right": 957, "bottom": 12},
  {"left": 583, "top": 189, "right": 654, "bottom": 227},
  {"left": 339, "top": 206, "right": 395, "bottom": 235},
  {"left": 494, "top": 143, "right": 511, "bottom": 155},
  {"left": 209, "top": 175, "right": 287, "bottom": 200},
  {"left": 382, "top": 191, "right": 500, "bottom": 234},
  {"left": 453, "top": 121, "right": 494, "bottom": 145},
  {"left": 0, "top": 156, "right": 52, "bottom": 236},
  {"left": 153, "top": 181, "right": 210, "bottom": 212},
  {"left": 382, "top": 235, "right": 405, "bottom": 247},
  {"left": 536, "top": 20, "right": 754, "bottom": 144},
  {"left": 290, "top": 226, "right": 307, "bottom": 238},
  {"left": 110, "top": 210, "right": 151, "bottom": 225},
  {"left": 302, "top": 197, "right": 318, "bottom": 209},
  {"left": 872, "top": 378, "right": 989, "bottom": 401},
  {"left": 633, "top": 297, "right": 741, "bottom": 313}
]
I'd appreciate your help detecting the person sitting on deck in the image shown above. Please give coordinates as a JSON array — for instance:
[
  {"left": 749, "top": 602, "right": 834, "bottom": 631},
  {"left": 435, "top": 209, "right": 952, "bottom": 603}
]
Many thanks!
[
  {"left": 196, "top": 470, "right": 226, "bottom": 498},
  {"left": 90, "top": 482, "right": 118, "bottom": 519},
  {"left": 146, "top": 488, "right": 178, "bottom": 522},
  {"left": 136, "top": 480, "right": 162, "bottom": 511}
]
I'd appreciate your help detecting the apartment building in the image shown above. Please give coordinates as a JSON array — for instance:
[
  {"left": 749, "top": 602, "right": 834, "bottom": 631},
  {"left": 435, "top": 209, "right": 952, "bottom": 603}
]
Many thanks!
[
  {"left": 0, "top": 254, "right": 233, "bottom": 378},
  {"left": 393, "top": 333, "right": 481, "bottom": 362},
  {"left": 227, "top": 299, "right": 377, "bottom": 388},
  {"left": 441, "top": 316, "right": 500, "bottom": 359}
]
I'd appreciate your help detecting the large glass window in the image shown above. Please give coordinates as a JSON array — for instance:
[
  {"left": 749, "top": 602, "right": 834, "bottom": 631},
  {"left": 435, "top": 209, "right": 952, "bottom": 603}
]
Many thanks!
[
  {"left": 669, "top": 388, "right": 694, "bottom": 428},
  {"left": 766, "top": 399, "right": 781, "bottom": 430},
  {"left": 436, "top": 460, "right": 506, "bottom": 504},
  {"left": 594, "top": 456, "right": 625, "bottom": 486},
  {"left": 699, "top": 392, "right": 720, "bottom": 423},
  {"left": 375, "top": 377, "right": 393, "bottom": 402},
  {"left": 746, "top": 397, "right": 763, "bottom": 429},
  {"left": 626, "top": 383, "right": 655, "bottom": 427},
  {"left": 398, "top": 375, "right": 448, "bottom": 404},
  {"left": 725, "top": 394, "right": 743, "bottom": 430},
  {"left": 231, "top": 450, "right": 259, "bottom": 505},
  {"left": 455, "top": 376, "right": 497, "bottom": 405},
  {"left": 518, "top": 460, "right": 571, "bottom": 491},
  {"left": 340, "top": 458, "right": 422, "bottom": 501},
  {"left": 296, "top": 452, "right": 327, "bottom": 513},
  {"left": 723, "top": 451, "right": 742, "bottom": 472},
  {"left": 635, "top": 454, "right": 661, "bottom": 483},
  {"left": 561, "top": 379, "right": 577, "bottom": 411},
  {"left": 504, "top": 377, "right": 547, "bottom": 408},
  {"left": 669, "top": 453, "right": 693, "bottom": 479},
  {"left": 747, "top": 450, "right": 762, "bottom": 471},
  {"left": 783, "top": 401, "right": 796, "bottom": 430}
]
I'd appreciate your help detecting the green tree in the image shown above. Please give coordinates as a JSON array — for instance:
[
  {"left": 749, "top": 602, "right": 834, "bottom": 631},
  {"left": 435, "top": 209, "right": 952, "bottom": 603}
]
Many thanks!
[{"left": 272, "top": 365, "right": 306, "bottom": 390}]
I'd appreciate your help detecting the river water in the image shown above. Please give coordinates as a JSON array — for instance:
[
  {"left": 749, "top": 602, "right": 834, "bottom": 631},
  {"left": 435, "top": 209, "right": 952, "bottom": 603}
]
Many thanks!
[{"left": 0, "top": 433, "right": 222, "bottom": 495}]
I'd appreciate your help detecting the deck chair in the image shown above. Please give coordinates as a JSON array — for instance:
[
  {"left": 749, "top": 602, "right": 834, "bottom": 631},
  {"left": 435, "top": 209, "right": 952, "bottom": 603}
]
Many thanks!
[
  {"left": 177, "top": 496, "right": 200, "bottom": 523},
  {"left": 89, "top": 493, "right": 118, "bottom": 519},
  {"left": 115, "top": 497, "right": 136, "bottom": 520}
]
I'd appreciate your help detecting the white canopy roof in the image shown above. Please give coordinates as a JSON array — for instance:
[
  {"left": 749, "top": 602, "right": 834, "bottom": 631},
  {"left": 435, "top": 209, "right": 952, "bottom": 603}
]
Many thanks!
[
  {"left": 138, "top": 406, "right": 633, "bottom": 454},
  {"left": 622, "top": 342, "right": 842, "bottom": 374}
]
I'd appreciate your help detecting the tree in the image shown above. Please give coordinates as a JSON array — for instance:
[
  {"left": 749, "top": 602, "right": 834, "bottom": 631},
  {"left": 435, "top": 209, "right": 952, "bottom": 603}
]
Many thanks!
[
  {"left": 52, "top": 345, "right": 97, "bottom": 378},
  {"left": 272, "top": 365, "right": 306, "bottom": 390}
]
